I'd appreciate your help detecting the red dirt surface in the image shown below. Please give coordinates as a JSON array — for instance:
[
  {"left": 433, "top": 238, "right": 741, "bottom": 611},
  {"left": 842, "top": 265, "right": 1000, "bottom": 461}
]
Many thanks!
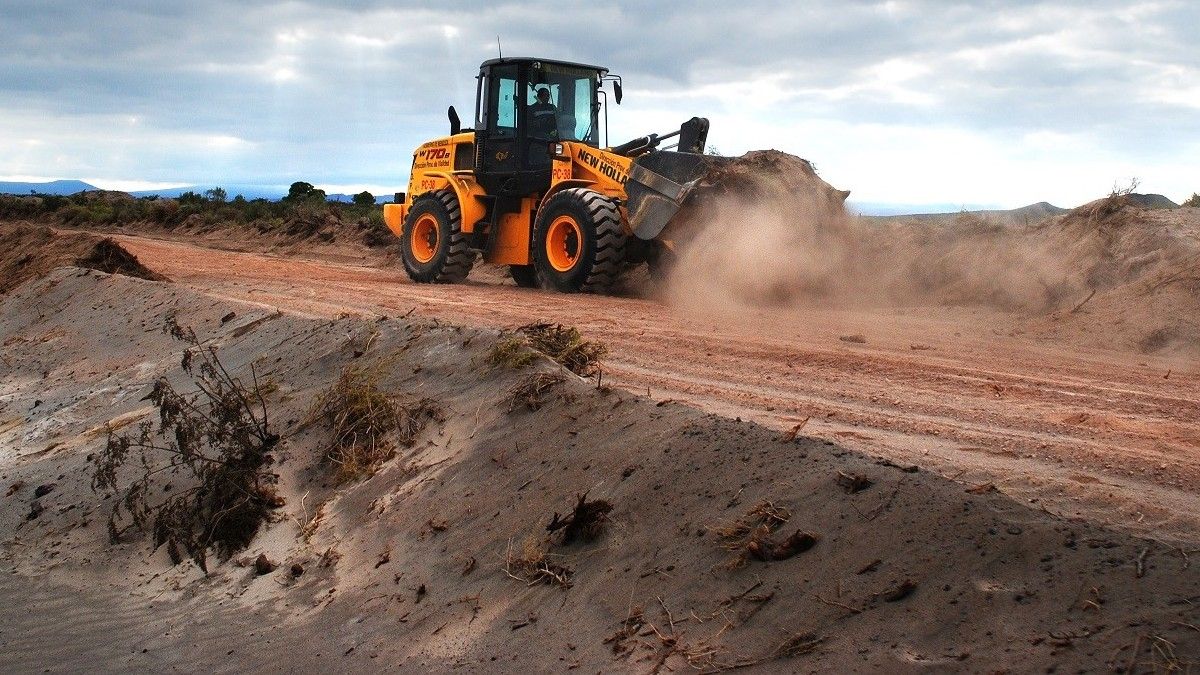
[{"left": 116, "top": 234, "right": 1200, "bottom": 545}]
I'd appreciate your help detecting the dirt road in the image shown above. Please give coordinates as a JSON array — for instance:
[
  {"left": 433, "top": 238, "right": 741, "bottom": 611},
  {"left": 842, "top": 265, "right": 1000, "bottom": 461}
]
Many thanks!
[{"left": 117, "top": 234, "right": 1200, "bottom": 544}]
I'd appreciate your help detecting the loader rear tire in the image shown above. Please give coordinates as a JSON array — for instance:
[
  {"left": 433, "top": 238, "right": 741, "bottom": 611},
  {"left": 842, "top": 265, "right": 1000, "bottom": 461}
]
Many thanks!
[
  {"left": 400, "top": 189, "right": 475, "bottom": 283},
  {"left": 533, "top": 188, "right": 626, "bottom": 293}
]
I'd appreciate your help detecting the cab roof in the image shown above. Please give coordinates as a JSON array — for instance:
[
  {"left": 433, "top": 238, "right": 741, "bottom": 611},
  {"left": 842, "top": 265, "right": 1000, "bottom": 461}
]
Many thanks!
[{"left": 479, "top": 57, "right": 609, "bottom": 75}]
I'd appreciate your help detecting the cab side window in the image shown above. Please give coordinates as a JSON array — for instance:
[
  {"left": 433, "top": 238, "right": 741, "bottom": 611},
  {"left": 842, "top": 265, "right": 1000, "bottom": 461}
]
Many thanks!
[{"left": 492, "top": 75, "right": 517, "bottom": 135}]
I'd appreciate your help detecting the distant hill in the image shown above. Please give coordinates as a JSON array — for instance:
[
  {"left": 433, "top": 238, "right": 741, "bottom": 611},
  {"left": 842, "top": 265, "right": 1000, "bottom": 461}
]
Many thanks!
[
  {"left": 865, "top": 201, "right": 1069, "bottom": 225},
  {"left": 0, "top": 179, "right": 98, "bottom": 196},
  {"left": 1128, "top": 193, "right": 1178, "bottom": 209}
]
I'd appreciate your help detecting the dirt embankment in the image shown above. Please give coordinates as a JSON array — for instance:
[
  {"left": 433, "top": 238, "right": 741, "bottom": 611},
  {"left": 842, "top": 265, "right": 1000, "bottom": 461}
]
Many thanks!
[
  {"left": 662, "top": 152, "right": 1200, "bottom": 354},
  {"left": 0, "top": 222, "right": 165, "bottom": 293},
  {"left": 1, "top": 269, "right": 1197, "bottom": 672}
]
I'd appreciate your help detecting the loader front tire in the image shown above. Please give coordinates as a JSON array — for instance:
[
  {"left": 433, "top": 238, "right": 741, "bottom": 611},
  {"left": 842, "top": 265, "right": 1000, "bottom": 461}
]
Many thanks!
[
  {"left": 533, "top": 188, "right": 626, "bottom": 293},
  {"left": 400, "top": 189, "right": 475, "bottom": 283}
]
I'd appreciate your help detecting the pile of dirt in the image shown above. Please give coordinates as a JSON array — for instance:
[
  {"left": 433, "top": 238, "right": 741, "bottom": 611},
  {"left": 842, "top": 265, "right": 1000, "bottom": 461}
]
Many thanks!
[
  {"left": 0, "top": 270, "right": 1196, "bottom": 672},
  {"left": 0, "top": 222, "right": 165, "bottom": 293}
]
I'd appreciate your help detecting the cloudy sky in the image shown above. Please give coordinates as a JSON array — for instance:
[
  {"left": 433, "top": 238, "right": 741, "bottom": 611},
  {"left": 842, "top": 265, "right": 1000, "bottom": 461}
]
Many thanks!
[{"left": 1, "top": 0, "right": 1197, "bottom": 208}]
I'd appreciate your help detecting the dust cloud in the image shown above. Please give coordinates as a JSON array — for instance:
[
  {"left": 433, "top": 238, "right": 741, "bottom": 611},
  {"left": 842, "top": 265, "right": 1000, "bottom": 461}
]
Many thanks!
[{"left": 662, "top": 153, "right": 1080, "bottom": 316}]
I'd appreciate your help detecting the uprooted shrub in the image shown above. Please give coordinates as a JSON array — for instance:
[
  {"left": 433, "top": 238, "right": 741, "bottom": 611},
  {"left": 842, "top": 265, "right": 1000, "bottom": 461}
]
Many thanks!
[
  {"left": 519, "top": 323, "right": 606, "bottom": 376},
  {"left": 502, "top": 494, "right": 611, "bottom": 590},
  {"left": 547, "top": 493, "right": 613, "bottom": 545},
  {"left": 304, "top": 364, "right": 443, "bottom": 482},
  {"left": 92, "top": 315, "right": 281, "bottom": 572},
  {"left": 712, "top": 500, "right": 818, "bottom": 568}
]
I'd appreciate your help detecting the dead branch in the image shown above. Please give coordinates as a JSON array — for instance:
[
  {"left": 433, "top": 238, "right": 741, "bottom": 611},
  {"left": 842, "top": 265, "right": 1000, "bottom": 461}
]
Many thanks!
[
  {"left": 1136, "top": 546, "right": 1150, "bottom": 578},
  {"left": 815, "top": 594, "right": 863, "bottom": 615},
  {"left": 1069, "top": 288, "right": 1096, "bottom": 314}
]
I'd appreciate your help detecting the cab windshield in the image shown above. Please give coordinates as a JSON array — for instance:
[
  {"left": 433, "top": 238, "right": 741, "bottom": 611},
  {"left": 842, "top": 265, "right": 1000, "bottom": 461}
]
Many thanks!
[{"left": 526, "top": 64, "right": 600, "bottom": 144}]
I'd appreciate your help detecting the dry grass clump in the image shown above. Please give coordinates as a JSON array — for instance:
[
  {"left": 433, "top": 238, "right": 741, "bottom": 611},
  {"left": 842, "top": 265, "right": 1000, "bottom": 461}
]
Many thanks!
[
  {"left": 305, "top": 365, "right": 442, "bottom": 482},
  {"left": 713, "top": 501, "right": 817, "bottom": 568},
  {"left": 504, "top": 537, "right": 573, "bottom": 588},
  {"left": 519, "top": 323, "right": 606, "bottom": 376},
  {"left": 487, "top": 324, "right": 606, "bottom": 376},
  {"left": 506, "top": 372, "right": 566, "bottom": 412},
  {"left": 487, "top": 336, "right": 536, "bottom": 369}
]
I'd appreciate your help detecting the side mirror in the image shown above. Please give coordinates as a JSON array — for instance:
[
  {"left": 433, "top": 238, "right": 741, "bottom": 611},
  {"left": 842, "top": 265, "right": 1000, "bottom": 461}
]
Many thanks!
[
  {"left": 613, "top": 81, "right": 623, "bottom": 105},
  {"left": 448, "top": 105, "right": 461, "bottom": 135}
]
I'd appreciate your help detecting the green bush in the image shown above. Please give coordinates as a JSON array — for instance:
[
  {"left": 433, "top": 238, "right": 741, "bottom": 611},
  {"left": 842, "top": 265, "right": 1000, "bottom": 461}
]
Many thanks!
[{"left": 1183, "top": 193, "right": 1200, "bottom": 208}]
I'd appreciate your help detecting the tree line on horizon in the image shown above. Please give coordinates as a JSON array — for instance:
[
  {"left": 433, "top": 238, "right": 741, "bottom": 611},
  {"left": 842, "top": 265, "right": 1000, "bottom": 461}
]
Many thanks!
[
  {"left": 0, "top": 181, "right": 393, "bottom": 247},
  {"left": 183, "top": 182, "right": 380, "bottom": 208}
]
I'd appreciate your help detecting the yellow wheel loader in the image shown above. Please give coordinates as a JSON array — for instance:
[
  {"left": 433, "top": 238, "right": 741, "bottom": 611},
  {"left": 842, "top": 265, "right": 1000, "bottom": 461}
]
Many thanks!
[{"left": 382, "top": 57, "right": 727, "bottom": 293}]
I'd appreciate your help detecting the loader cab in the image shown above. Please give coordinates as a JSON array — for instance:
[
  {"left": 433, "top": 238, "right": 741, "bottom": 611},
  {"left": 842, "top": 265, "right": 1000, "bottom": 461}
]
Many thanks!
[{"left": 473, "top": 57, "right": 605, "bottom": 197}]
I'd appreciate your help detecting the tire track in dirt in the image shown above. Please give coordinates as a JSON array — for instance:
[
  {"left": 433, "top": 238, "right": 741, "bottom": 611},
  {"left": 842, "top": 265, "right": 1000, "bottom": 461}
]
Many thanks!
[{"left": 115, "top": 234, "right": 1200, "bottom": 542}]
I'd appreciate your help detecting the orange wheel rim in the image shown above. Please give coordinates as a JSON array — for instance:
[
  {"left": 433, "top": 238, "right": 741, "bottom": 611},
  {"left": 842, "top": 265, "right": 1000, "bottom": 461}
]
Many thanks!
[
  {"left": 410, "top": 214, "right": 439, "bottom": 264},
  {"left": 546, "top": 215, "right": 582, "bottom": 272}
]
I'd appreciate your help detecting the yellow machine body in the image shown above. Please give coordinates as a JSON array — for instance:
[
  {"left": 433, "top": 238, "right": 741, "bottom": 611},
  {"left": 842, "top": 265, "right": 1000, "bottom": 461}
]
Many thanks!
[{"left": 384, "top": 136, "right": 633, "bottom": 267}]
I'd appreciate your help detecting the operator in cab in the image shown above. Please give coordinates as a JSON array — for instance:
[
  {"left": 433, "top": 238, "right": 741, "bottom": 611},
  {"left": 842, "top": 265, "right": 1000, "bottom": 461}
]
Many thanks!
[{"left": 529, "top": 86, "right": 558, "bottom": 140}]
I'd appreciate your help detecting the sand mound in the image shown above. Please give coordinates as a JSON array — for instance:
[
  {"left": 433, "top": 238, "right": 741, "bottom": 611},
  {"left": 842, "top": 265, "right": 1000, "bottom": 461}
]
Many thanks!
[
  {"left": 1024, "top": 195, "right": 1200, "bottom": 353},
  {"left": 1, "top": 270, "right": 1196, "bottom": 671},
  {"left": 0, "top": 222, "right": 165, "bottom": 293}
]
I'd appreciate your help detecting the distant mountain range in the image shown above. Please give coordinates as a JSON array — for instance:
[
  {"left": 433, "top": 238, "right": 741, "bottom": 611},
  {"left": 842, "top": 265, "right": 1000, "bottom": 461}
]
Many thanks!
[
  {"left": 0, "top": 180, "right": 396, "bottom": 204},
  {"left": 862, "top": 195, "right": 1180, "bottom": 224},
  {"left": 850, "top": 201, "right": 1004, "bottom": 216},
  {"left": 0, "top": 179, "right": 100, "bottom": 196}
]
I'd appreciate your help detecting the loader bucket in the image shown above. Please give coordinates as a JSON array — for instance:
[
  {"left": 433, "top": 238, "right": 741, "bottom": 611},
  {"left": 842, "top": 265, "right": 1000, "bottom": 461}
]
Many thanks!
[{"left": 625, "top": 151, "right": 733, "bottom": 240}]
